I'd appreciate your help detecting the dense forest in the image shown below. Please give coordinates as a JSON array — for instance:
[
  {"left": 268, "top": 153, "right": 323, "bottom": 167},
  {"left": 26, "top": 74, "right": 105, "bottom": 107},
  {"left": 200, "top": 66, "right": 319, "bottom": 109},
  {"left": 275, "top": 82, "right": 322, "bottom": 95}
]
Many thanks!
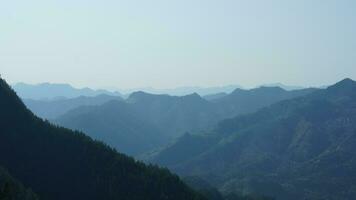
[
  {"left": 0, "top": 78, "right": 206, "bottom": 200},
  {"left": 5, "top": 76, "right": 356, "bottom": 199},
  {"left": 3, "top": 0, "right": 354, "bottom": 199},
  {"left": 0, "top": 167, "right": 38, "bottom": 200}
]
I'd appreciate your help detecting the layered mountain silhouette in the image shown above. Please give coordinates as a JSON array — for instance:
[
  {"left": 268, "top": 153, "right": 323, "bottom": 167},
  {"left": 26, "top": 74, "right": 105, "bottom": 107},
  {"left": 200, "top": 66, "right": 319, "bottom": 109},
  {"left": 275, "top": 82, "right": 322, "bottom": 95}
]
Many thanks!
[
  {"left": 117, "top": 85, "right": 241, "bottom": 96},
  {"left": 55, "top": 100, "right": 170, "bottom": 156},
  {"left": 54, "top": 92, "right": 217, "bottom": 156},
  {"left": 203, "top": 92, "right": 228, "bottom": 101},
  {"left": 13, "top": 82, "right": 122, "bottom": 100},
  {"left": 54, "top": 87, "right": 315, "bottom": 156},
  {"left": 126, "top": 91, "right": 221, "bottom": 138},
  {"left": 150, "top": 78, "right": 356, "bottom": 200},
  {"left": 211, "top": 87, "right": 316, "bottom": 118},
  {"left": 24, "top": 94, "right": 123, "bottom": 119},
  {"left": 0, "top": 78, "right": 205, "bottom": 200}
]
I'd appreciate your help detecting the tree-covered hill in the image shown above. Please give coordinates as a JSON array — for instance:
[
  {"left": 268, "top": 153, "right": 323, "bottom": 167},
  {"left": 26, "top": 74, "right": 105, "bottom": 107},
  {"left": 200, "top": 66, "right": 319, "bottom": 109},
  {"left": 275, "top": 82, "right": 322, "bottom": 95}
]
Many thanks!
[
  {"left": 150, "top": 78, "right": 356, "bottom": 200},
  {"left": 0, "top": 167, "right": 38, "bottom": 200},
  {"left": 0, "top": 78, "right": 205, "bottom": 200}
]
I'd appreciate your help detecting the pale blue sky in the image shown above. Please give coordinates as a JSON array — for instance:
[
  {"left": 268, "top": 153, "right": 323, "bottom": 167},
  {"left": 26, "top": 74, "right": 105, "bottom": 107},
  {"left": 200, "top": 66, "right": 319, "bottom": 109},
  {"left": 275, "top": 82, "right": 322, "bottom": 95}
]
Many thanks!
[{"left": 1, "top": 0, "right": 356, "bottom": 89}]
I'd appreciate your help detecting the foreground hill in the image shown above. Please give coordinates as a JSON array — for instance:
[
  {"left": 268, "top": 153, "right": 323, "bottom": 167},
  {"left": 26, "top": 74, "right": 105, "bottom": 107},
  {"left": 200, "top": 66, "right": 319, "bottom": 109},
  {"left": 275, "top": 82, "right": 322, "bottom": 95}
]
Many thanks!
[
  {"left": 150, "top": 78, "right": 356, "bottom": 200},
  {"left": 23, "top": 94, "right": 123, "bottom": 119},
  {"left": 0, "top": 78, "right": 205, "bottom": 200},
  {"left": 0, "top": 167, "right": 38, "bottom": 200}
]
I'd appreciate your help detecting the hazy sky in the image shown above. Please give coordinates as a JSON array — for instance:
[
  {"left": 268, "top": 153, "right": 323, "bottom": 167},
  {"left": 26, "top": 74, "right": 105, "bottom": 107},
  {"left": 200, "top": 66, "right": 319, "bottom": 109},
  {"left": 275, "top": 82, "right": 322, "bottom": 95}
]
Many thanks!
[{"left": 1, "top": 0, "right": 356, "bottom": 89}]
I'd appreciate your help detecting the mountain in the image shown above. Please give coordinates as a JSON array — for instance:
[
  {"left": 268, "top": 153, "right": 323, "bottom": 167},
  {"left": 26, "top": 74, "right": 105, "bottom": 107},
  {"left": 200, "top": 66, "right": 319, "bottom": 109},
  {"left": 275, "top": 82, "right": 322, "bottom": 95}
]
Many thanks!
[
  {"left": 55, "top": 100, "right": 169, "bottom": 156},
  {"left": 54, "top": 87, "right": 315, "bottom": 157},
  {"left": 150, "top": 78, "right": 356, "bottom": 200},
  {"left": 126, "top": 92, "right": 222, "bottom": 138},
  {"left": 127, "top": 88, "right": 315, "bottom": 138},
  {"left": 183, "top": 176, "right": 274, "bottom": 200},
  {"left": 54, "top": 92, "right": 220, "bottom": 156},
  {"left": 0, "top": 167, "right": 38, "bottom": 200},
  {"left": 203, "top": 93, "right": 228, "bottom": 101},
  {"left": 12, "top": 82, "right": 122, "bottom": 100},
  {"left": 211, "top": 87, "right": 316, "bottom": 119},
  {"left": 183, "top": 176, "right": 224, "bottom": 200},
  {"left": 23, "top": 94, "right": 123, "bottom": 119},
  {"left": 259, "top": 83, "right": 304, "bottom": 91},
  {"left": 118, "top": 85, "right": 241, "bottom": 96},
  {"left": 0, "top": 78, "right": 206, "bottom": 200}
]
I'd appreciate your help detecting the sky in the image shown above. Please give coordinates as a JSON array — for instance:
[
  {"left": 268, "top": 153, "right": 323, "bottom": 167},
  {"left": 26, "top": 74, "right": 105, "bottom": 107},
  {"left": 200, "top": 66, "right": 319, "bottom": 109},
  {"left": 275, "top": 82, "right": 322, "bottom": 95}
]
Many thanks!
[{"left": 1, "top": 0, "right": 356, "bottom": 89}]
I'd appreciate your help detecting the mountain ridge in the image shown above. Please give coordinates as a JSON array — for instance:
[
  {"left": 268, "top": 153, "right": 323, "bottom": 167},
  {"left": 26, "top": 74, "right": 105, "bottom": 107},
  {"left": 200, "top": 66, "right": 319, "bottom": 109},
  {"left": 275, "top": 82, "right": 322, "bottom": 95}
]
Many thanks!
[
  {"left": 0, "top": 78, "right": 206, "bottom": 200},
  {"left": 150, "top": 78, "right": 356, "bottom": 200},
  {"left": 54, "top": 86, "right": 316, "bottom": 156},
  {"left": 13, "top": 82, "right": 122, "bottom": 100}
]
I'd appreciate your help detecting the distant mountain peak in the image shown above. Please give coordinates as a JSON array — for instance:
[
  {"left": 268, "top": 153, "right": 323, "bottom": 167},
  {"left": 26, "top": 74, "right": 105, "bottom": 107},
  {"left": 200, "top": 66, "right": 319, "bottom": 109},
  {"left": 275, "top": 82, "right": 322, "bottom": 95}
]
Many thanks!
[
  {"left": 127, "top": 91, "right": 171, "bottom": 104},
  {"left": 0, "top": 77, "right": 206, "bottom": 200},
  {"left": 327, "top": 78, "right": 356, "bottom": 94},
  {"left": 260, "top": 83, "right": 304, "bottom": 91},
  {"left": 253, "top": 86, "right": 286, "bottom": 92},
  {"left": 129, "top": 91, "right": 150, "bottom": 97},
  {"left": 230, "top": 86, "right": 286, "bottom": 96},
  {"left": 128, "top": 91, "right": 166, "bottom": 99},
  {"left": 181, "top": 92, "right": 202, "bottom": 99},
  {"left": 332, "top": 78, "right": 355, "bottom": 86},
  {"left": 12, "top": 82, "right": 122, "bottom": 100}
]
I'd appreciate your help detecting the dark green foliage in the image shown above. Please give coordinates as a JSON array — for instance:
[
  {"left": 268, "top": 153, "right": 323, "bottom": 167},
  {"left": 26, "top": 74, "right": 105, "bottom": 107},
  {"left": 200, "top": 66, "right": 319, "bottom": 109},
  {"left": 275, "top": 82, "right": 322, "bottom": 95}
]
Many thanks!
[
  {"left": 224, "top": 193, "right": 274, "bottom": 200},
  {"left": 151, "top": 78, "right": 356, "bottom": 200},
  {"left": 0, "top": 167, "right": 38, "bottom": 200},
  {"left": 0, "top": 78, "right": 205, "bottom": 200},
  {"left": 182, "top": 177, "right": 273, "bottom": 200},
  {"left": 183, "top": 176, "right": 224, "bottom": 200}
]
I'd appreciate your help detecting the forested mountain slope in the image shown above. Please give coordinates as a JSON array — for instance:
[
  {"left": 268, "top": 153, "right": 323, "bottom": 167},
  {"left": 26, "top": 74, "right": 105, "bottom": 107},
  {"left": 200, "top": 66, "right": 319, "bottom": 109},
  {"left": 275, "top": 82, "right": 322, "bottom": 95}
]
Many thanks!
[
  {"left": 0, "top": 78, "right": 205, "bottom": 200},
  {"left": 151, "top": 78, "right": 356, "bottom": 200},
  {"left": 0, "top": 167, "right": 38, "bottom": 200}
]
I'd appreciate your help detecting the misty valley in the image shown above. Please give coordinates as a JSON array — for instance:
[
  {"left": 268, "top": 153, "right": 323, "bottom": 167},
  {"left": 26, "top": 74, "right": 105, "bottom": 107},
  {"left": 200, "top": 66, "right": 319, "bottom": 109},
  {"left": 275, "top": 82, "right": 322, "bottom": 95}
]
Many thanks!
[
  {"left": 2, "top": 1, "right": 356, "bottom": 199},
  {"left": 1, "top": 78, "right": 356, "bottom": 200}
]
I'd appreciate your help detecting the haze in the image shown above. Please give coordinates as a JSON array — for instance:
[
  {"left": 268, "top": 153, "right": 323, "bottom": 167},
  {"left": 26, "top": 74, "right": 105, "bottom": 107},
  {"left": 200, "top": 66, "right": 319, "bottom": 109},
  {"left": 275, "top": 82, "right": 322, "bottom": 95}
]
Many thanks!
[{"left": 1, "top": 0, "right": 356, "bottom": 89}]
